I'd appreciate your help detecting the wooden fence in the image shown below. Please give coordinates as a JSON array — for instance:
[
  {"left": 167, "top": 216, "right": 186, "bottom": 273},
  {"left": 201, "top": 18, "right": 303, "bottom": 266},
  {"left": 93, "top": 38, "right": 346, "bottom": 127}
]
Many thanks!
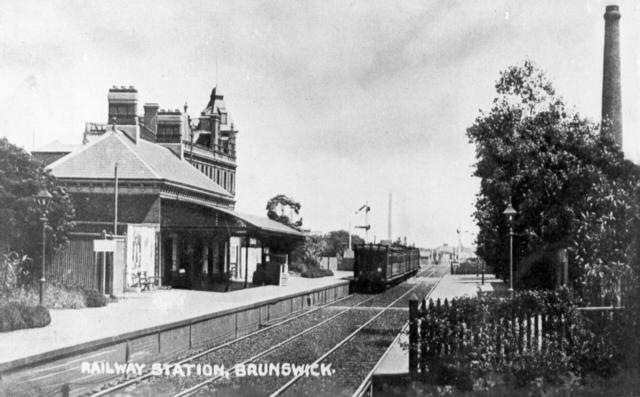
[
  {"left": 48, "top": 237, "right": 99, "bottom": 290},
  {"left": 48, "top": 233, "right": 127, "bottom": 294},
  {"left": 408, "top": 296, "right": 621, "bottom": 377}
]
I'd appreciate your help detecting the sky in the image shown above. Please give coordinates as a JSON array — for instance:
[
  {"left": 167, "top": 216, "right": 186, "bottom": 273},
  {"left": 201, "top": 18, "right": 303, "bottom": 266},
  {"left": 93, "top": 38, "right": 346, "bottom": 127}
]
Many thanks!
[{"left": 1, "top": 0, "right": 639, "bottom": 248}]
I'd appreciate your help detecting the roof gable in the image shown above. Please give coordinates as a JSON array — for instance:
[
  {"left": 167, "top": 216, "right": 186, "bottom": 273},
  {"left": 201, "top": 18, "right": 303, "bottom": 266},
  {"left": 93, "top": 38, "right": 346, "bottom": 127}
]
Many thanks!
[{"left": 48, "top": 130, "right": 232, "bottom": 199}]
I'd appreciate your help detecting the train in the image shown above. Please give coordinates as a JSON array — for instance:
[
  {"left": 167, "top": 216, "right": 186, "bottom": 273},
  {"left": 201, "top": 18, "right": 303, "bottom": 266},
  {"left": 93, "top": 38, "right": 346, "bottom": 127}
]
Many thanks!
[{"left": 353, "top": 243, "right": 421, "bottom": 292}]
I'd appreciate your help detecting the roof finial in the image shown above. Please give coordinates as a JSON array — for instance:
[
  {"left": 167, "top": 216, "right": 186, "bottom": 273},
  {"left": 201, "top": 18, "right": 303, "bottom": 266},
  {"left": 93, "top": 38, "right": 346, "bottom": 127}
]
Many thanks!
[
  {"left": 111, "top": 116, "right": 117, "bottom": 131},
  {"left": 184, "top": 101, "right": 188, "bottom": 114}
]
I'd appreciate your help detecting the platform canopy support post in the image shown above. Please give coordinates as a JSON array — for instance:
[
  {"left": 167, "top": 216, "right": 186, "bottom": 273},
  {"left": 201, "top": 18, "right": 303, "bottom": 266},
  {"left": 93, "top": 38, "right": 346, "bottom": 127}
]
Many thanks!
[{"left": 244, "top": 237, "right": 249, "bottom": 288}]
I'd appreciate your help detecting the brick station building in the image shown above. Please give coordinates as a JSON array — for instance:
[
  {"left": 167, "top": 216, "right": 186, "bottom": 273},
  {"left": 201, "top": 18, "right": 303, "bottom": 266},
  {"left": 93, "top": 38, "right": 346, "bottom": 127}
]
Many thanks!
[{"left": 34, "top": 86, "right": 303, "bottom": 292}]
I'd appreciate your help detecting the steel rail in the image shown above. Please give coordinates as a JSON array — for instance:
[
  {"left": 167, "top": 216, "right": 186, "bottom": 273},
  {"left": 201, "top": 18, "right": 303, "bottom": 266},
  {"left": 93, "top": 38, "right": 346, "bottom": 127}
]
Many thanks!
[
  {"left": 89, "top": 293, "right": 354, "bottom": 397},
  {"left": 351, "top": 271, "right": 444, "bottom": 397},
  {"left": 170, "top": 292, "right": 383, "bottom": 397},
  {"left": 268, "top": 279, "right": 427, "bottom": 397}
]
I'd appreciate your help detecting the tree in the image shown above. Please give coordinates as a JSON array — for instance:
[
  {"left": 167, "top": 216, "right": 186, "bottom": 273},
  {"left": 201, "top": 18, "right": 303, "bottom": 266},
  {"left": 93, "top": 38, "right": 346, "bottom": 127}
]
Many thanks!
[
  {"left": 266, "top": 194, "right": 303, "bottom": 230},
  {"left": 0, "top": 138, "right": 76, "bottom": 283},
  {"left": 467, "top": 60, "right": 640, "bottom": 301},
  {"left": 322, "top": 230, "right": 364, "bottom": 257}
]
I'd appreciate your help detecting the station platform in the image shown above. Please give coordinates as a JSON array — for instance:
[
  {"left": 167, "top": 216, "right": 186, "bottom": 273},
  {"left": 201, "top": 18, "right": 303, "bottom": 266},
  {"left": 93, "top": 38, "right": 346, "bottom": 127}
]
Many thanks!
[
  {"left": 0, "top": 272, "right": 351, "bottom": 396},
  {"left": 371, "top": 274, "right": 503, "bottom": 389}
]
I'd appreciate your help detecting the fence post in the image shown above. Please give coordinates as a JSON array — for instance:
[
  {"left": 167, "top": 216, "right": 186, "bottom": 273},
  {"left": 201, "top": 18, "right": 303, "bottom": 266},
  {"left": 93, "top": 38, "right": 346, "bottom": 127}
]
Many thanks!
[
  {"left": 409, "top": 294, "right": 419, "bottom": 378},
  {"left": 420, "top": 299, "right": 427, "bottom": 378}
]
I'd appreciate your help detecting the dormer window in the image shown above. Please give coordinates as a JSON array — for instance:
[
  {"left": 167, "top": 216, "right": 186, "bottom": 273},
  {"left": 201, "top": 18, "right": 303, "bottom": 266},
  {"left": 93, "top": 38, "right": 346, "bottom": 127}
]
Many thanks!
[{"left": 221, "top": 113, "right": 227, "bottom": 125}]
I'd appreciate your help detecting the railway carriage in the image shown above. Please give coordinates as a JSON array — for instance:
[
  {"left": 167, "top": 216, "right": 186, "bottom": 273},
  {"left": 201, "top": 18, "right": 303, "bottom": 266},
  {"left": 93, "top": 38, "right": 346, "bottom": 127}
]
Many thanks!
[{"left": 353, "top": 243, "right": 420, "bottom": 292}]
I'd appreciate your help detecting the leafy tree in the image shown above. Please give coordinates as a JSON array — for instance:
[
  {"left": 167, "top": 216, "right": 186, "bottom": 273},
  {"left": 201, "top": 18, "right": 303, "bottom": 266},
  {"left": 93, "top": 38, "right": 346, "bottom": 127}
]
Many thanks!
[
  {"left": 0, "top": 138, "right": 75, "bottom": 284},
  {"left": 467, "top": 60, "right": 640, "bottom": 301},
  {"left": 266, "top": 194, "right": 303, "bottom": 230},
  {"left": 322, "top": 230, "right": 364, "bottom": 257}
]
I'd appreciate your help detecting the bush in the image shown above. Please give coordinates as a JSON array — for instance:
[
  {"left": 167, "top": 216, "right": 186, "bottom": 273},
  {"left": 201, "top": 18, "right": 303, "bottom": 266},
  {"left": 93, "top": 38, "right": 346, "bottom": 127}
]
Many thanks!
[
  {"left": 0, "top": 302, "right": 50, "bottom": 332},
  {"left": 301, "top": 266, "right": 333, "bottom": 278},
  {"left": 408, "top": 288, "right": 624, "bottom": 391},
  {"left": 23, "top": 305, "right": 51, "bottom": 327},
  {"left": 0, "top": 250, "right": 25, "bottom": 299},
  {"left": 0, "top": 282, "right": 86, "bottom": 309},
  {"left": 45, "top": 283, "right": 86, "bottom": 309},
  {"left": 84, "top": 289, "right": 107, "bottom": 307}
]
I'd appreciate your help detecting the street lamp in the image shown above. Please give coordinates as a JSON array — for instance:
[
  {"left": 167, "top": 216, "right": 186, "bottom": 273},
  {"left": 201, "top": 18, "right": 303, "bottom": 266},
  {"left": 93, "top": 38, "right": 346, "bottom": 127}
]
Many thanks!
[
  {"left": 503, "top": 200, "right": 517, "bottom": 295},
  {"left": 35, "top": 188, "right": 52, "bottom": 306}
]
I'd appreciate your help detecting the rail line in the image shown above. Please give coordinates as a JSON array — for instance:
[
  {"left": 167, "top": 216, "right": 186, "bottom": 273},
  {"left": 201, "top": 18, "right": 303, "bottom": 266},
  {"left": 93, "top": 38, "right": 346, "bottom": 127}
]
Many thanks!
[
  {"left": 173, "top": 275, "right": 432, "bottom": 397},
  {"left": 89, "top": 293, "right": 359, "bottom": 397},
  {"left": 350, "top": 268, "right": 445, "bottom": 397},
  {"left": 270, "top": 275, "right": 442, "bottom": 397},
  {"left": 90, "top": 264, "right": 442, "bottom": 397}
]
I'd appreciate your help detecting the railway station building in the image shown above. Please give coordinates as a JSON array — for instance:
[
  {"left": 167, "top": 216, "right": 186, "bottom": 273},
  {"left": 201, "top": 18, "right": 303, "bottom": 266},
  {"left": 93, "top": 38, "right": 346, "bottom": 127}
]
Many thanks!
[{"left": 33, "top": 86, "right": 304, "bottom": 293}]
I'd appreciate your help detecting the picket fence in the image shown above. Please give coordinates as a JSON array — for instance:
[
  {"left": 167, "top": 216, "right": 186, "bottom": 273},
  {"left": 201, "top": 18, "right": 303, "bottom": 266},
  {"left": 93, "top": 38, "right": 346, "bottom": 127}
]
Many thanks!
[{"left": 408, "top": 296, "right": 621, "bottom": 377}]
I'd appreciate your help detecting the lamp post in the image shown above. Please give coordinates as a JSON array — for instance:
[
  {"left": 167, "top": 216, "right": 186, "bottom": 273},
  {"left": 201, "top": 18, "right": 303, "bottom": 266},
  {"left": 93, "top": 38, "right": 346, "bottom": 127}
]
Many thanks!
[
  {"left": 503, "top": 200, "right": 517, "bottom": 295},
  {"left": 35, "top": 188, "right": 53, "bottom": 306},
  {"left": 480, "top": 235, "right": 485, "bottom": 285}
]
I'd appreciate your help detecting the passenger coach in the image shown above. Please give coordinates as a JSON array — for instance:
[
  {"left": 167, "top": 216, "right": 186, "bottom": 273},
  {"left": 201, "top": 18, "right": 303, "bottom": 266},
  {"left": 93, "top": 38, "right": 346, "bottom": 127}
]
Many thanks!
[{"left": 353, "top": 243, "right": 420, "bottom": 292}]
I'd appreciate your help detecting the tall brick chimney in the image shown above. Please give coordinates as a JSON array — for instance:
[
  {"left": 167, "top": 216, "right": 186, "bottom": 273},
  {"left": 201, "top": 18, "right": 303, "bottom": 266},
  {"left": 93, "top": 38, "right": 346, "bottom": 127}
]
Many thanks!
[{"left": 601, "top": 5, "right": 622, "bottom": 147}]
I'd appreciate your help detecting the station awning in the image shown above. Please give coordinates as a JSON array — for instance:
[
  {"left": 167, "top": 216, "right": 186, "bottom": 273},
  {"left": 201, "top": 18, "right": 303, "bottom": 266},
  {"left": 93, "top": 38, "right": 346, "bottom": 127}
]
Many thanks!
[{"left": 214, "top": 207, "right": 305, "bottom": 239}]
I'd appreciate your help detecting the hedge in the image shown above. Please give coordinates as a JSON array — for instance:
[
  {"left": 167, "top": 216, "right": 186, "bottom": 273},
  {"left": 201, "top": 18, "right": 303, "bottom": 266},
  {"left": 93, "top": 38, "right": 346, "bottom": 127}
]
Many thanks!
[
  {"left": 0, "top": 303, "right": 51, "bottom": 332},
  {"left": 408, "top": 288, "right": 634, "bottom": 390},
  {"left": 84, "top": 289, "right": 107, "bottom": 307},
  {"left": 301, "top": 266, "right": 333, "bottom": 278}
]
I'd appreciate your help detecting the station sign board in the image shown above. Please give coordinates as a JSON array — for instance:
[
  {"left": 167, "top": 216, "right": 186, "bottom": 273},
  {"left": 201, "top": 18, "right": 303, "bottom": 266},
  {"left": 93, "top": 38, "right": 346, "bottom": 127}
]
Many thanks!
[{"left": 93, "top": 239, "right": 116, "bottom": 252}]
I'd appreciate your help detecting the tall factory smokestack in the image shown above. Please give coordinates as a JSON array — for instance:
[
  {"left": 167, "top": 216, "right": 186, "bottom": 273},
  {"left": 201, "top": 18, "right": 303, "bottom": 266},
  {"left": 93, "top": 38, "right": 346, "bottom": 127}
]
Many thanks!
[{"left": 601, "top": 4, "right": 622, "bottom": 147}]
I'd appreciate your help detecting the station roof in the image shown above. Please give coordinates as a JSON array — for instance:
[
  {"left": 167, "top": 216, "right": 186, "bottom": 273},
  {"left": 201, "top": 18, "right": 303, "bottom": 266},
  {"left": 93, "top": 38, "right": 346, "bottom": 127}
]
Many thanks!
[
  {"left": 216, "top": 208, "right": 305, "bottom": 238},
  {"left": 47, "top": 129, "right": 233, "bottom": 201}
]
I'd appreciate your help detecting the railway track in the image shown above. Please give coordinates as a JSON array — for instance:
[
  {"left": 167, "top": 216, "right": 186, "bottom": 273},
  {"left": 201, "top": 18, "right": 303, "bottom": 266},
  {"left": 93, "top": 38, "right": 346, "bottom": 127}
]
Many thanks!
[{"left": 88, "top": 264, "right": 446, "bottom": 397}]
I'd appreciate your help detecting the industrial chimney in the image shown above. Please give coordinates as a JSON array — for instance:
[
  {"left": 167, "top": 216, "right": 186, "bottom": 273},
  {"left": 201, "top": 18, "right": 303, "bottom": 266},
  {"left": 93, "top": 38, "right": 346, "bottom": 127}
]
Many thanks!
[{"left": 601, "top": 5, "right": 622, "bottom": 147}]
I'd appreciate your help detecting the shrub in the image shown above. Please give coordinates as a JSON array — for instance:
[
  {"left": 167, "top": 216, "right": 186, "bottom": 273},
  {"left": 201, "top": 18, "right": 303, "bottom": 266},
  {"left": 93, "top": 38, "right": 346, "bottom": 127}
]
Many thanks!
[
  {"left": 45, "top": 283, "right": 85, "bottom": 309},
  {"left": 408, "top": 289, "right": 625, "bottom": 391},
  {"left": 301, "top": 266, "right": 333, "bottom": 278},
  {"left": 0, "top": 302, "right": 51, "bottom": 332},
  {"left": 0, "top": 282, "right": 86, "bottom": 309},
  {"left": 22, "top": 305, "right": 51, "bottom": 328},
  {"left": 0, "top": 250, "right": 25, "bottom": 299},
  {"left": 84, "top": 289, "right": 107, "bottom": 307}
]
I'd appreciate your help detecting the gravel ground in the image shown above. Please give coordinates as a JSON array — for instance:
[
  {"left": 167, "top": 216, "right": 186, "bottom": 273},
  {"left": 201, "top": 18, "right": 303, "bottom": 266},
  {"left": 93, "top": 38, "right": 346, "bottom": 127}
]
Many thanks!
[
  {"left": 113, "top": 306, "right": 354, "bottom": 396},
  {"left": 195, "top": 309, "right": 380, "bottom": 397},
  {"left": 390, "top": 279, "right": 439, "bottom": 308},
  {"left": 283, "top": 310, "right": 407, "bottom": 397}
]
